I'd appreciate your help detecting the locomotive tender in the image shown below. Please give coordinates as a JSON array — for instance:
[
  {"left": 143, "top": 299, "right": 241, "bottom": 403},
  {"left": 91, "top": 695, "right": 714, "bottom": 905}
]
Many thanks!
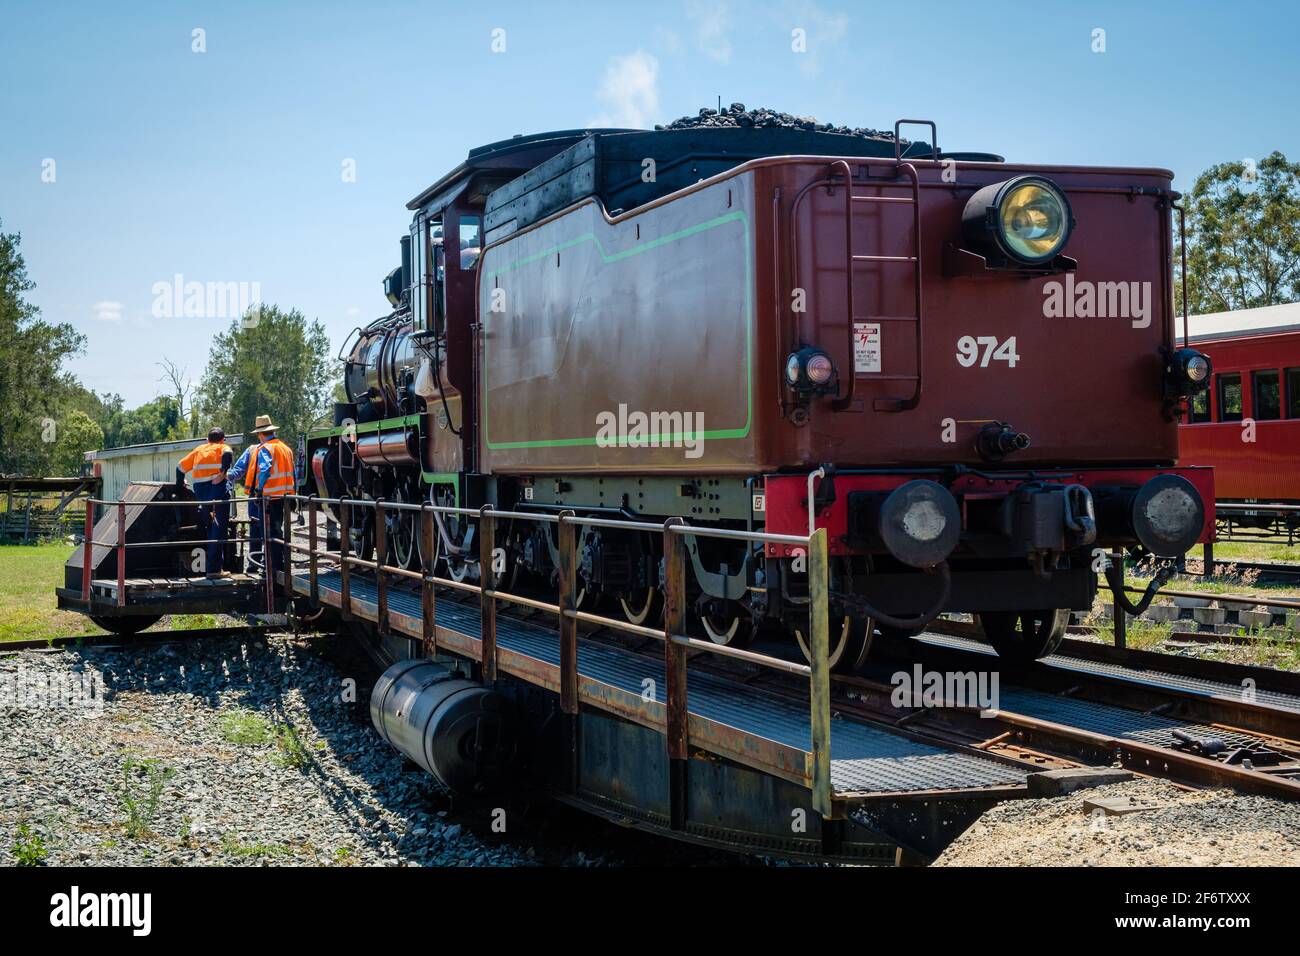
[{"left": 307, "top": 118, "right": 1214, "bottom": 668}]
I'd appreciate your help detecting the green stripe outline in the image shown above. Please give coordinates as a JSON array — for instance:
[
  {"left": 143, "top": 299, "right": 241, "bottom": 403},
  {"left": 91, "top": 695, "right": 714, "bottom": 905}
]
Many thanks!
[{"left": 481, "top": 208, "right": 753, "bottom": 450}]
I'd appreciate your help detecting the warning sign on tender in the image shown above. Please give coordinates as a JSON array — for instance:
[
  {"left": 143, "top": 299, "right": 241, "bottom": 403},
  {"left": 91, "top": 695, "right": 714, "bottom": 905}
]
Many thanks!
[{"left": 853, "top": 322, "right": 881, "bottom": 373}]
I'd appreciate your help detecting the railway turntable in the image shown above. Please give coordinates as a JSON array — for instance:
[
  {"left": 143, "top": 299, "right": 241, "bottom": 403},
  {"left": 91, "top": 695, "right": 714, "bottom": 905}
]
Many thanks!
[
  {"left": 55, "top": 481, "right": 272, "bottom": 634},
  {"left": 288, "top": 564, "right": 1032, "bottom": 862}
]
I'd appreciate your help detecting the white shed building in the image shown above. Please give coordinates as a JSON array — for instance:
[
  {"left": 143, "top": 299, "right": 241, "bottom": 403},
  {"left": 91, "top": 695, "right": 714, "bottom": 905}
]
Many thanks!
[{"left": 86, "top": 435, "right": 247, "bottom": 507}]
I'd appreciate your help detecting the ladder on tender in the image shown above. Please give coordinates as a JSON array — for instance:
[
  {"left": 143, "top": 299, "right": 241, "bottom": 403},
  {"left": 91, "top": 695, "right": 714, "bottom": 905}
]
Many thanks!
[{"left": 791, "top": 158, "right": 924, "bottom": 412}]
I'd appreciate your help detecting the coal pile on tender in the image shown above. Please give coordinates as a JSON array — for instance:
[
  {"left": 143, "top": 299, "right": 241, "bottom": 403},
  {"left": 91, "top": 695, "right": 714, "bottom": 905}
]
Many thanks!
[{"left": 655, "top": 104, "right": 903, "bottom": 144}]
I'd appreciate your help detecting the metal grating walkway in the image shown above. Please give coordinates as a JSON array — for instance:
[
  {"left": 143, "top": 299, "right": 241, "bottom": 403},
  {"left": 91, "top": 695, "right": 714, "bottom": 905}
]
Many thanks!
[
  {"left": 916, "top": 631, "right": 1300, "bottom": 713},
  {"left": 294, "top": 570, "right": 1026, "bottom": 796}
]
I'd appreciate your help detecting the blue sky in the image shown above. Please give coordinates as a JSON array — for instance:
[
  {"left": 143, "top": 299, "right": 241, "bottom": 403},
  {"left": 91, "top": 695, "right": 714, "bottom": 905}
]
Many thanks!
[{"left": 2, "top": 0, "right": 1297, "bottom": 406}]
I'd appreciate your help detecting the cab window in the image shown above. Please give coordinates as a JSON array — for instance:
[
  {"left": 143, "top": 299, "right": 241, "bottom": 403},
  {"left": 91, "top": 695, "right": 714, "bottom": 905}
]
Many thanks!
[
  {"left": 1216, "top": 373, "right": 1242, "bottom": 422},
  {"left": 1287, "top": 367, "right": 1300, "bottom": 419},
  {"left": 1252, "top": 369, "right": 1281, "bottom": 421},
  {"left": 425, "top": 219, "right": 446, "bottom": 333},
  {"left": 459, "top": 216, "right": 482, "bottom": 270}
]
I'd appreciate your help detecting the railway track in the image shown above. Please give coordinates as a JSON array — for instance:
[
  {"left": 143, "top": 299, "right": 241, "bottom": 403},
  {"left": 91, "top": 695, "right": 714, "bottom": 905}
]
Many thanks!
[{"left": 0, "top": 623, "right": 285, "bottom": 653}]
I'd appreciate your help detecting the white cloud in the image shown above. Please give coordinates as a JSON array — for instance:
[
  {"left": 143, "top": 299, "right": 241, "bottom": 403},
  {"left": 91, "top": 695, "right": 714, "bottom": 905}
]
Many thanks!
[
  {"left": 590, "top": 51, "right": 661, "bottom": 129},
  {"left": 93, "top": 301, "right": 124, "bottom": 322},
  {"left": 688, "top": 0, "right": 732, "bottom": 63}
]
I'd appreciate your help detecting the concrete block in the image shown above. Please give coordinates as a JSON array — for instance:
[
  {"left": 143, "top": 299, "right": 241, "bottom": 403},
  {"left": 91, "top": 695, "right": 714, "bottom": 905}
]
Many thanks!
[
  {"left": 1219, "top": 598, "right": 1256, "bottom": 612},
  {"left": 1083, "top": 796, "right": 1174, "bottom": 817},
  {"left": 1239, "top": 609, "right": 1272, "bottom": 631},
  {"left": 1173, "top": 594, "right": 1213, "bottom": 609},
  {"left": 1027, "top": 767, "right": 1134, "bottom": 797},
  {"left": 1144, "top": 604, "right": 1180, "bottom": 624},
  {"left": 1192, "top": 606, "right": 1226, "bottom": 626}
]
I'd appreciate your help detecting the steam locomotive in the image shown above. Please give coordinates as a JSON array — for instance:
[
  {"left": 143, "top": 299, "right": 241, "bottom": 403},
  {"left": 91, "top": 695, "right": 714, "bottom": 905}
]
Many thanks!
[{"left": 305, "top": 119, "right": 1214, "bottom": 669}]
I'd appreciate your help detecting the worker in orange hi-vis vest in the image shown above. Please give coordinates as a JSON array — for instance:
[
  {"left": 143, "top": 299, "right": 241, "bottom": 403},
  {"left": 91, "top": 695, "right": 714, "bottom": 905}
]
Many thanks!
[
  {"left": 227, "top": 415, "right": 295, "bottom": 581},
  {"left": 176, "top": 427, "right": 234, "bottom": 578}
]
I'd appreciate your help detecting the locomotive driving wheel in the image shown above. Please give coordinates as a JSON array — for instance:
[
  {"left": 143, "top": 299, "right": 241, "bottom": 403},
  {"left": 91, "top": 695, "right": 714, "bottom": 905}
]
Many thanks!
[
  {"left": 699, "top": 602, "right": 753, "bottom": 646},
  {"left": 795, "top": 614, "right": 875, "bottom": 674},
  {"left": 976, "top": 609, "right": 1070, "bottom": 662},
  {"left": 386, "top": 483, "right": 419, "bottom": 570},
  {"left": 346, "top": 501, "right": 374, "bottom": 563},
  {"left": 620, "top": 587, "right": 661, "bottom": 626}
]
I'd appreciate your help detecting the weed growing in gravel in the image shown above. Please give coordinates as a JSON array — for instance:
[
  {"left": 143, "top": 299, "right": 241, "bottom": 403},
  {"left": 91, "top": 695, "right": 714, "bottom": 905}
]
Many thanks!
[
  {"left": 273, "top": 720, "right": 311, "bottom": 770},
  {"left": 220, "top": 834, "right": 291, "bottom": 859},
  {"left": 12, "top": 823, "right": 48, "bottom": 866},
  {"left": 219, "top": 708, "right": 272, "bottom": 745},
  {"left": 119, "top": 756, "right": 175, "bottom": 839},
  {"left": 333, "top": 846, "right": 354, "bottom": 865}
]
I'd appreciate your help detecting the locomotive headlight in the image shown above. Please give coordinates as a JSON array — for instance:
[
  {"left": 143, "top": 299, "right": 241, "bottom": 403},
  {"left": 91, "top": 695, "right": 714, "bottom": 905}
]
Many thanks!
[
  {"left": 785, "top": 347, "right": 836, "bottom": 393},
  {"left": 1167, "top": 347, "right": 1212, "bottom": 397},
  {"left": 962, "top": 175, "right": 1073, "bottom": 265},
  {"left": 1181, "top": 351, "right": 1210, "bottom": 385}
]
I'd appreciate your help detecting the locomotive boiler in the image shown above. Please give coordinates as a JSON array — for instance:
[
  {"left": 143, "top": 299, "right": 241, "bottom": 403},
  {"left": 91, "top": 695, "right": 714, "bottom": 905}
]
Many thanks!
[{"left": 305, "top": 116, "right": 1214, "bottom": 668}]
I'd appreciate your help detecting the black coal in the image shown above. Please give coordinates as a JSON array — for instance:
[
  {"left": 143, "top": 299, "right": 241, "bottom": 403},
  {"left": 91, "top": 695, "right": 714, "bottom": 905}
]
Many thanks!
[{"left": 654, "top": 104, "right": 901, "bottom": 142}]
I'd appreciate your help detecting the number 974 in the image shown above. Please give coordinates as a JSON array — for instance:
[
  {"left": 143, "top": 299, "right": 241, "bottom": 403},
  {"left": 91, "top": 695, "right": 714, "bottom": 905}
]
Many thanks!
[{"left": 956, "top": 335, "right": 1019, "bottom": 368}]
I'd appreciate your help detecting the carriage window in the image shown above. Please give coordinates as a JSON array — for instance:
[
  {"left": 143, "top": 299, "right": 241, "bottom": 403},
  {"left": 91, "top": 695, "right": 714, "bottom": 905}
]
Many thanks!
[
  {"left": 1216, "top": 373, "right": 1242, "bottom": 422},
  {"left": 1252, "top": 369, "right": 1281, "bottom": 421},
  {"left": 459, "top": 216, "right": 482, "bottom": 270},
  {"left": 1189, "top": 389, "right": 1210, "bottom": 423},
  {"left": 1287, "top": 368, "right": 1300, "bottom": 419}
]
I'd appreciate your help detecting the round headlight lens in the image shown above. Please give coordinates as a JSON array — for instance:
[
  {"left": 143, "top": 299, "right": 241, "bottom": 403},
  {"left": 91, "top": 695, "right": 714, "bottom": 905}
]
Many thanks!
[
  {"left": 785, "top": 354, "right": 803, "bottom": 385},
  {"left": 1185, "top": 354, "right": 1210, "bottom": 383},
  {"left": 999, "top": 181, "right": 1069, "bottom": 261},
  {"left": 806, "top": 352, "right": 834, "bottom": 385}
]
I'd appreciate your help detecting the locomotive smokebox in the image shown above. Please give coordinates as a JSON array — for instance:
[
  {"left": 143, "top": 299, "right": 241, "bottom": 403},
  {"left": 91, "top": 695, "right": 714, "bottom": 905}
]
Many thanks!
[
  {"left": 370, "top": 660, "right": 517, "bottom": 794},
  {"left": 1096, "top": 474, "right": 1205, "bottom": 557}
]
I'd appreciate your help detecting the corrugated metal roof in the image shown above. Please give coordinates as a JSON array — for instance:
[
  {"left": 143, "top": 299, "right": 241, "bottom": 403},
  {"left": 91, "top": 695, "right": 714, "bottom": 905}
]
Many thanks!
[
  {"left": 89, "top": 434, "right": 245, "bottom": 461},
  {"left": 1187, "top": 301, "right": 1300, "bottom": 343}
]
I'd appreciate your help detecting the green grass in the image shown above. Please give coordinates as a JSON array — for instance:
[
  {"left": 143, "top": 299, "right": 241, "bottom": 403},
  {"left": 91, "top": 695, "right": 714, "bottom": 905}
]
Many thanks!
[
  {"left": 0, "top": 542, "right": 105, "bottom": 643},
  {"left": 218, "top": 709, "right": 273, "bottom": 745},
  {"left": 1207, "top": 541, "right": 1300, "bottom": 564},
  {"left": 0, "top": 542, "right": 239, "bottom": 643},
  {"left": 220, "top": 834, "right": 292, "bottom": 859}
]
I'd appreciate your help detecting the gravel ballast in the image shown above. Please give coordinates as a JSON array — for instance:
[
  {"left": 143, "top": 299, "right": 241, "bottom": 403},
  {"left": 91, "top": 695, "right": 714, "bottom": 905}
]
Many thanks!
[
  {"left": 0, "top": 633, "right": 599, "bottom": 867},
  {"left": 935, "top": 778, "right": 1300, "bottom": 867}
]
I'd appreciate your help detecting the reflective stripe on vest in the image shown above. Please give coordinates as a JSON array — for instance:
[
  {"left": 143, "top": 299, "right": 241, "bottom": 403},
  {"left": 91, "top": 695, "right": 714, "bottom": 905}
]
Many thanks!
[
  {"left": 183, "top": 442, "right": 231, "bottom": 480},
  {"left": 258, "top": 440, "right": 295, "bottom": 497}
]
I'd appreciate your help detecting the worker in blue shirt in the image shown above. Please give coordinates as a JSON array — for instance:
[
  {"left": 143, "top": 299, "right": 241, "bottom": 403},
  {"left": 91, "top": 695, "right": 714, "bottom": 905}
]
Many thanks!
[
  {"left": 227, "top": 442, "right": 262, "bottom": 573},
  {"left": 227, "top": 414, "right": 295, "bottom": 576}
]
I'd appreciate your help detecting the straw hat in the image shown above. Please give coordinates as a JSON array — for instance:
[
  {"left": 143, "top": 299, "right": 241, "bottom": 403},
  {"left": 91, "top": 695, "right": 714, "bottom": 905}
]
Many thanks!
[{"left": 251, "top": 414, "right": 279, "bottom": 434}]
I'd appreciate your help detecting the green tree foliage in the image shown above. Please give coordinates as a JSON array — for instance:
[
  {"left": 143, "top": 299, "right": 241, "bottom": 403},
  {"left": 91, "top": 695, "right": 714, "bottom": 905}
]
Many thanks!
[
  {"left": 1180, "top": 151, "right": 1300, "bottom": 314},
  {"left": 0, "top": 222, "right": 86, "bottom": 476},
  {"left": 48, "top": 409, "right": 104, "bottom": 476},
  {"left": 195, "top": 305, "right": 333, "bottom": 443},
  {"left": 104, "top": 396, "right": 186, "bottom": 446}
]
